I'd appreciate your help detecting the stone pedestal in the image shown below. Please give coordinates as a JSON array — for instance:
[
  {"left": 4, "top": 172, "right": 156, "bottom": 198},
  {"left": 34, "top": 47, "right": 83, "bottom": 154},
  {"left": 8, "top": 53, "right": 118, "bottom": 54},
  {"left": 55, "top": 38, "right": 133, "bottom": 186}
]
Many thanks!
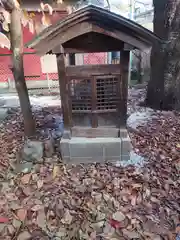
[{"left": 60, "top": 133, "right": 131, "bottom": 164}]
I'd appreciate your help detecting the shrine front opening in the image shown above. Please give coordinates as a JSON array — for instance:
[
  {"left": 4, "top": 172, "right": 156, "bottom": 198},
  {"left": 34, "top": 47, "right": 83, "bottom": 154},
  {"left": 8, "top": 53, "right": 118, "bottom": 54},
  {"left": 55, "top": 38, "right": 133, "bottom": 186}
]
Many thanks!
[
  {"left": 66, "top": 63, "right": 125, "bottom": 136},
  {"left": 27, "top": 5, "right": 161, "bottom": 164}
]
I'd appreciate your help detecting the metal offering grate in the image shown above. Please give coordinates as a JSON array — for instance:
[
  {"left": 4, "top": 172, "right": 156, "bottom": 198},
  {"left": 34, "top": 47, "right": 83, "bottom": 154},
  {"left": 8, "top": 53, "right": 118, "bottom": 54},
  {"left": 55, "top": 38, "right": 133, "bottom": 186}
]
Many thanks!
[
  {"left": 96, "top": 76, "right": 118, "bottom": 110},
  {"left": 69, "top": 78, "right": 92, "bottom": 111}
]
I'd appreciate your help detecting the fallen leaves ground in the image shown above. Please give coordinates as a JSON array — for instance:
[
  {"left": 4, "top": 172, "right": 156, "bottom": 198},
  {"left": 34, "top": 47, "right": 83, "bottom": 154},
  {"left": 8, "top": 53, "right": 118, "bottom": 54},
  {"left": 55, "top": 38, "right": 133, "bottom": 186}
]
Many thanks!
[{"left": 0, "top": 88, "right": 180, "bottom": 240}]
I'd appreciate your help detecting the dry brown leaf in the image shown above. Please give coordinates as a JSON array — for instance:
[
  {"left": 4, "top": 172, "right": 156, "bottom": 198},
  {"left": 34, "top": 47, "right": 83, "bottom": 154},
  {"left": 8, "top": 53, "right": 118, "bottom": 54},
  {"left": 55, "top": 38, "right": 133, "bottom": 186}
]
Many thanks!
[
  {"left": 7, "top": 224, "right": 15, "bottom": 235},
  {"left": 56, "top": 228, "right": 67, "bottom": 238},
  {"left": 32, "top": 173, "right": 38, "bottom": 181},
  {"left": 103, "top": 193, "right": 111, "bottom": 202},
  {"left": 176, "top": 143, "right": 180, "bottom": 148},
  {"left": 96, "top": 212, "right": 106, "bottom": 221},
  {"left": 112, "top": 211, "right": 126, "bottom": 222},
  {"left": 132, "top": 183, "right": 142, "bottom": 189},
  {"left": 131, "top": 195, "right": 137, "bottom": 206},
  {"left": 6, "top": 193, "right": 18, "bottom": 201},
  {"left": 111, "top": 238, "right": 121, "bottom": 240},
  {"left": 153, "top": 235, "right": 162, "bottom": 240},
  {"left": 53, "top": 165, "right": 60, "bottom": 179},
  {"left": 31, "top": 205, "right": 43, "bottom": 212},
  {"left": 17, "top": 230, "right": 31, "bottom": 240},
  {"left": 91, "top": 192, "right": 102, "bottom": 202},
  {"left": 90, "top": 231, "right": 97, "bottom": 239},
  {"left": 16, "top": 209, "right": 27, "bottom": 222},
  {"left": 22, "top": 186, "right": 32, "bottom": 196},
  {"left": 36, "top": 209, "right": 46, "bottom": 230},
  {"left": 143, "top": 219, "right": 168, "bottom": 235},
  {"left": 0, "top": 223, "right": 6, "bottom": 233},
  {"left": 144, "top": 188, "right": 151, "bottom": 198},
  {"left": 150, "top": 196, "right": 160, "bottom": 204},
  {"left": 61, "top": 209, "right": 73, "bottom": 225},
  {"left": 21, "top": 173, "right": 31, "bottom": 184},
  {"left": 122, "top": 229, "right": 140, "bottom": 239},
  {"left": 122, "top": 195, "right": 129, "bottom": 202},
  {"left": 103, "top": 222, "right": 115, "bottom": 236},
  {"left": 12, "top": 218, "right": 21, "bottom": 229},
  {"left": 37, "top": 179, "right": 44, "bottom": 189},
  {"left": 10, "top": 202, "right": 21, "bottom": 211}
]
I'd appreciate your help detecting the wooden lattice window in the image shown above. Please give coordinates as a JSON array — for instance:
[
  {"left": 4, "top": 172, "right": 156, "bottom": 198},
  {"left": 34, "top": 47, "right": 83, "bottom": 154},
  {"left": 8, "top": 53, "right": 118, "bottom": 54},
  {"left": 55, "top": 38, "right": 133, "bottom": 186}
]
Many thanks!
[
  {"left": 96, "top": 76, "right": 118, "bottom": 110},
  {"left": 69, "top": 75, "right": 119, "bottom": 127},
  {"left": 69, "top": 78, "right": 92, "bottom": 111}
]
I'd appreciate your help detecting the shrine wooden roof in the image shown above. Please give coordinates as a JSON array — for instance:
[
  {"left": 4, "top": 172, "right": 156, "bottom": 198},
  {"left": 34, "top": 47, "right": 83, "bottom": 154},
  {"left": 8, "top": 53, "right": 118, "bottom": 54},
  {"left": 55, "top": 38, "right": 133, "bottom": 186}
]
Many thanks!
[{"left": 26, "top": 5, "right": 161, "bottom": 54}]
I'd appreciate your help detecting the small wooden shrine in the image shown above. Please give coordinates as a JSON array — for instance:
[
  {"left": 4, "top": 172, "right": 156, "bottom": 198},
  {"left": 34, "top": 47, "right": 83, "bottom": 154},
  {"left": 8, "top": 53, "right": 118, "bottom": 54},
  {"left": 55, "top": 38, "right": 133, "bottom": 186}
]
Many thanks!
[{"left": 27, "top": 5, "right": 160, "bottom": 163}]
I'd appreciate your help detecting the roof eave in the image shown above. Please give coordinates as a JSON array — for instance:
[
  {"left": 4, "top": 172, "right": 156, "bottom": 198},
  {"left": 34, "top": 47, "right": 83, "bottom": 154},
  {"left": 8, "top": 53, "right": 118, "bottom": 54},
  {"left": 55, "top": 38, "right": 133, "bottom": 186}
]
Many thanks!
[{"left": 26, "top": 5, "right": 161, "bottom": 52}]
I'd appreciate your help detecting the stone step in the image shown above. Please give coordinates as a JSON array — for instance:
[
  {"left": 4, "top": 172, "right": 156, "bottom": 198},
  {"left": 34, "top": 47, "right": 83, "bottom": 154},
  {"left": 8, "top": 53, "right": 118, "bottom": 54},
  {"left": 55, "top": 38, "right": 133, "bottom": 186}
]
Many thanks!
[{"left": 60, "top": 136, "right": 131, "bottom": 164}]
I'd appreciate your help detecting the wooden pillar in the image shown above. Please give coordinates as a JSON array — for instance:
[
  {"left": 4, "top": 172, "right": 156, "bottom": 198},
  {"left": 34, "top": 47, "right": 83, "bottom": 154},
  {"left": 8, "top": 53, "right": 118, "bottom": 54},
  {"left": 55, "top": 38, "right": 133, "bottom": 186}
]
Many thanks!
[
  {"left": 119, "top": 50, "right": 130, "bottom": 127},
  {"left": 56, "top": 51, "right": 71, "bottom": 138},
  {"left": 91, "top": 76, "right": 98, "bottom": 128}
]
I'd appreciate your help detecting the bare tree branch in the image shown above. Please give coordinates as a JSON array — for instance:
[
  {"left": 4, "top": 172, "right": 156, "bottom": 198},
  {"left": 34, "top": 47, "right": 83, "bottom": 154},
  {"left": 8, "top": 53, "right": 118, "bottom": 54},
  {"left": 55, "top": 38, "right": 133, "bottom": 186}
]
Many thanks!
[{"left": 106, "top": 0, "right": 110, "bottom": 10}]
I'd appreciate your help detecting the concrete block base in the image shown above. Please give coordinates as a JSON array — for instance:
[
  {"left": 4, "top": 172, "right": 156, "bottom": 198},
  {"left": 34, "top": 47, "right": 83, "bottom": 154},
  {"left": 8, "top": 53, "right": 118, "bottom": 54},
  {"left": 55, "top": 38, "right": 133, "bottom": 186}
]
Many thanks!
[{"left": 60, "top": 136, "right": 132, "bottom": 164}]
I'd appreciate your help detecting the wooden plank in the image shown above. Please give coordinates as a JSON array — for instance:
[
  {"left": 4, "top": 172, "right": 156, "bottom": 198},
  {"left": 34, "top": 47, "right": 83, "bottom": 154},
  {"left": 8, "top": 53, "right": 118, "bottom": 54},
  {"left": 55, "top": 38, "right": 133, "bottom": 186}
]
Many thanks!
[
  {"left": 72, "top": 109, "right": 117, "bottom": 113},
  {"left": 91, "top": 24, "right": 147, "bottom": 50},
  {"left": 91, "top": 76, "right": 98, "bottom": 128},
  {"left": 56, "top": 50, "right": 71, "bottom": 138},
  {"left": 68, "top": 78, "right": 73, "bottom": 131},
  {"left": 37, "top": 21, "right": 92, "bottom": 55},
  {"left": 56, "top": 47, "right": 120, "bottom": 54},
  {"left": 62, "top": 32, "right": 124, "bottom": 53},
  {"left": 118, "top": 50, "right": 130, "bottom": 127},
  {"left": 36, "top": 20, "right": 146, "bottom": 55},
  {"left": 71, "top": 127, "right": 119, "bottom": 138},
  {"left": 47, "top": 20, "right": 146, "bottom": 53},
  {"left": 124, "top": 43, "right": 135, "bottom": 51},
  {"left": 66, "top": 64, "right": 120, "bottom": 77}
]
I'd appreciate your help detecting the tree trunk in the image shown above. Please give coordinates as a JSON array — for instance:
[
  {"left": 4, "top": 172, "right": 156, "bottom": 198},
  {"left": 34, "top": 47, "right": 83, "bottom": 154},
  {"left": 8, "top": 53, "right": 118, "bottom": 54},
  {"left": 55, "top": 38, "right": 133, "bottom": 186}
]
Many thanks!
[
  {"left": 146, "top": 0, "right": 180, "bottom": 110},
  {"left": 10, "top": 7, "right": 35, "bottom": 136},
  {"left": 146, "top": 0, "right": 168, "bottom": 109},
  {"left": 163, "top": 0, "right": 180, "bottom": 110}
]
